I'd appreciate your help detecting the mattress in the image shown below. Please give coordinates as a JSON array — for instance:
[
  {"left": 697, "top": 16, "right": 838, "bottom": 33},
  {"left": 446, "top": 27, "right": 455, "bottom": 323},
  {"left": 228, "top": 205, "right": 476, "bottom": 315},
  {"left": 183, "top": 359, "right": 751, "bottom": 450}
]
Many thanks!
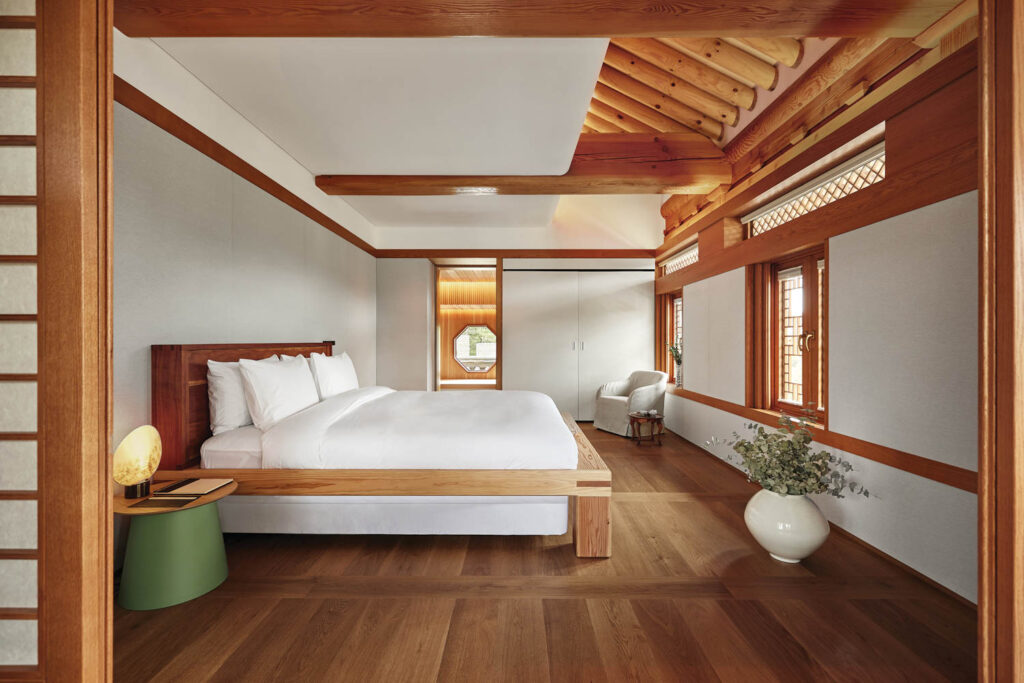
[
  {"left": 201, "top": 425, "right": 262, "bottom": 469},
  {"left": 260, "top": 386, "right": 579, "bottom": 470},
  {"left": 200, "top": 387, "right": 573, "bottom": 535}
]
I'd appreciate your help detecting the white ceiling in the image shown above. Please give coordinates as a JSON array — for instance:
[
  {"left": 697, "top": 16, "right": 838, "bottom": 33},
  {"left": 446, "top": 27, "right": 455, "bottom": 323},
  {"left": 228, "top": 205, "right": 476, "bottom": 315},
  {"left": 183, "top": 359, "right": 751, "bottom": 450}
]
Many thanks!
[
  {"left": 342, "top": 195, "right": 560, "bottom": 229},
  {"left": 153, "top": 37, "right": 608, "bottom": 176}
]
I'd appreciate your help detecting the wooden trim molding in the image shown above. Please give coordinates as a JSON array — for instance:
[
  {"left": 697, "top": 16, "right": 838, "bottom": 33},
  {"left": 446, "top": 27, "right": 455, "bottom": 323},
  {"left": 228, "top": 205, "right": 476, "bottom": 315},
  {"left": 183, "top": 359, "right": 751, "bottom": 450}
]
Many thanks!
[
  {"left": 38, "top": 0, "right": 113, "bottom": 679},
  {"left": 978, "top": 0, "right": 1024, "bottom": 678},
  {"left": 112, "top": 76, "right": 376, "bottom": 256},
  {"left": 669, "top": 387, "right": 979, "bottom": 493},
  {"left": 112, "top": 1, "right": 963, "bottom": 39}
]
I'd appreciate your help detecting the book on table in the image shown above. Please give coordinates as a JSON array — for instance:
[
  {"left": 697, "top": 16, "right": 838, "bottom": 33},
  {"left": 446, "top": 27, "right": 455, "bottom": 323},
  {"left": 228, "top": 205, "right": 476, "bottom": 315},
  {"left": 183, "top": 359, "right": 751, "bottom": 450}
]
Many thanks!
[{"left": 153, "top": 478, "right": 234, "bottom": 496}]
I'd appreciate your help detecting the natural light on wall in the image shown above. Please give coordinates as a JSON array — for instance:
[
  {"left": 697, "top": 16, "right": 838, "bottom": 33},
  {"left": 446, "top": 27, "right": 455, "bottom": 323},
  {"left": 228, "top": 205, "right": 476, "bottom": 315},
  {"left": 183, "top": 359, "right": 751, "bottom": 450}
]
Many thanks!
[
  {"left": 663, "top": 242, "right": 699, "bottom": 274},
  {"left": 743, "top": 143, "right": 886, "bottom": 238}
]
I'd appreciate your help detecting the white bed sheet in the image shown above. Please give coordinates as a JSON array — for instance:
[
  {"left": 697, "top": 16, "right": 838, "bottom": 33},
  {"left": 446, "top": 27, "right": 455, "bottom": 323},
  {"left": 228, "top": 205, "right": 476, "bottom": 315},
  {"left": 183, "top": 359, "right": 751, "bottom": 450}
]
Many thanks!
[
  {"left": 261, "top": 387, "right": 578, "bottom": 470},
  {"left": 200, "top": 425, "right": 262, "bottom": 469},
  {"left": 199, "top": 388, "right": 574, "bottom": 536}
]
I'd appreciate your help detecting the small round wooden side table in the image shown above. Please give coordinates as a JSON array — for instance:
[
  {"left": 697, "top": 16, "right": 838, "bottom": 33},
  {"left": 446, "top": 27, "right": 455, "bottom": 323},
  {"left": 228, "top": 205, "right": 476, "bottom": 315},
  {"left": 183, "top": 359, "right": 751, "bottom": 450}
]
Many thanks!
[
  {"left": 115, "top": 481, "right": 236, "bottom": 611},
  {"left": 628, "top": 412, "right": 665, "bottom": 446}
]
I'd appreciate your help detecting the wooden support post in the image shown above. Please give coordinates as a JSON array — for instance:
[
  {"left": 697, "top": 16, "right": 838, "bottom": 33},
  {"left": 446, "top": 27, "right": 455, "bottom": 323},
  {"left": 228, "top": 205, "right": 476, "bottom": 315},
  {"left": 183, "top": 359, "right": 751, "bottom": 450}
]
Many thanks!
[{"left": 573, "top": 496, "right": 611, "bottom": 558}]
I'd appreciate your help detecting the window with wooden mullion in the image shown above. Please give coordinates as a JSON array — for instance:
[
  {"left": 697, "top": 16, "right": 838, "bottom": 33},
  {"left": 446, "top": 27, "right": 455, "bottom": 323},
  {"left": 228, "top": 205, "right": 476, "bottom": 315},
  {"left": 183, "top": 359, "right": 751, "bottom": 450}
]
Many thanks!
[{"left": 770, "top": 248, "right": 826, "bottom": 421}]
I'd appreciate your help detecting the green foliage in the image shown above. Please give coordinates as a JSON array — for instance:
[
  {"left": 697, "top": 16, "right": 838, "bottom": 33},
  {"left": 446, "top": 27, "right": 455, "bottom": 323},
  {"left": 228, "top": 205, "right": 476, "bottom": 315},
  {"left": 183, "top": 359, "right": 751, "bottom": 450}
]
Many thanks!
[
  {"left": 708, "top": 417, "right": 870, "bottom": 499},
  {"left": 666, "top": 342, "right": 682, "bottom": 366}
]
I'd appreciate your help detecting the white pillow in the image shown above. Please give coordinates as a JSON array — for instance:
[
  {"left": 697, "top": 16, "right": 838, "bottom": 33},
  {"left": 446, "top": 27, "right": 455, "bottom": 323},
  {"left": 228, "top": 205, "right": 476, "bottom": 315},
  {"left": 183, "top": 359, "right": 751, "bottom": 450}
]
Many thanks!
[
  {"left": 207, "top": 355, "right": 279, "bottom": 434},
  {"left": 238, "top": 355, "right": 320, "bottom": 431},
  {"left": 309, "top": 352, "right": 359, "bottom": 399}
]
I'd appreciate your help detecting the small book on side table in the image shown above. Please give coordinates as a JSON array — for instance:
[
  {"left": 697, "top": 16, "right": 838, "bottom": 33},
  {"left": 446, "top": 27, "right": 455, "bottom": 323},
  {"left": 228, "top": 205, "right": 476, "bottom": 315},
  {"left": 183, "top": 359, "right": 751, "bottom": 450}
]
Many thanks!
[{"left": 153, "top": 478, "right": 234, "bottom": 496}]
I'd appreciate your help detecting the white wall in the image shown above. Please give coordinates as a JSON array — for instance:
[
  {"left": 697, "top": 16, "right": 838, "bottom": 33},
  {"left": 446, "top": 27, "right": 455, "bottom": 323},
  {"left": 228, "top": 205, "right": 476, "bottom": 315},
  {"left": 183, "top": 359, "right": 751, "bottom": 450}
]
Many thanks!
[
  {"left": 376, "top": 259, "right": 434, "bottom": 391},
  {"left": 829, "top": 192, "right": 978, "bottom": 470},
  {"left": 113, "top": 103, "right": 377, "bottom": 443},
  {"left": 666, "top": 394, "right": 978, "bottom": 601},
  {"left": 113, "top": 30, "right": 378, "bottom": 248},
  {"left": 668, "top": 193, "right": 980, "bottom": 601},
  {"left": 682, "top": 267, "right": 746, "bottom": 404}
]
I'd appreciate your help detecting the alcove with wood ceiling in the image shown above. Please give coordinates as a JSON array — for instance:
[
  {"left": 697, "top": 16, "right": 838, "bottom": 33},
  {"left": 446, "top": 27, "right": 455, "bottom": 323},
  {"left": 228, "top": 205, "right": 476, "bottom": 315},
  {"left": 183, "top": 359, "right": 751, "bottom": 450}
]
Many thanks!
[{"left": 436, "top": 267, "right": 501, "bottom": 390}]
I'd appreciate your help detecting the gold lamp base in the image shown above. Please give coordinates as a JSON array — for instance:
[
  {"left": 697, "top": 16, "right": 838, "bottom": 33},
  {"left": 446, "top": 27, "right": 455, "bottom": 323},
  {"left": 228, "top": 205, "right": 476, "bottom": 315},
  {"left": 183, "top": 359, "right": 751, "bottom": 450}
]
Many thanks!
[{"left": 124, "top": 480, "right": 151, "bottom": 499}]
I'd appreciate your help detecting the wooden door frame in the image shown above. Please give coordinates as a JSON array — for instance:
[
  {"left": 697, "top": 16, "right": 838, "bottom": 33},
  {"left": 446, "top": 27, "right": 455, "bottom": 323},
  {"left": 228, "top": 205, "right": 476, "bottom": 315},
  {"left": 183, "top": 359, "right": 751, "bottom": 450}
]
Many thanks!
[
  {"left": 36, "top": 0, "right": 113, "bottom": 680},
  {"left": 32, "top": 0, "right": 1021, "bottom": 679},
  {"left": 978, "top": 0, "right": 1023, "bottom": 679}
]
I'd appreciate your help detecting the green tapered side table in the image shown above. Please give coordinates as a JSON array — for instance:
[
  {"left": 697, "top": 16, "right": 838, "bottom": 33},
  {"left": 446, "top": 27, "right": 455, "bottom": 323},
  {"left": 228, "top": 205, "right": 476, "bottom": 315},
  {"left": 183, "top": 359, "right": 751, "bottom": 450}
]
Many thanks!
[{"left": 116, "top": 481, "right": 236, "bottom": 611}]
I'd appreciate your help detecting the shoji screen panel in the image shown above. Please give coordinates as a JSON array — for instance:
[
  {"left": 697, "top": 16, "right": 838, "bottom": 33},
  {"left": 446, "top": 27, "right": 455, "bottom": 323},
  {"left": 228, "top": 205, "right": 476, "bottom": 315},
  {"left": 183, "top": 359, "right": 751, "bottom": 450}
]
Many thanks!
[{"left": 0, "top": 0, "right": 39, "bottom": 672}]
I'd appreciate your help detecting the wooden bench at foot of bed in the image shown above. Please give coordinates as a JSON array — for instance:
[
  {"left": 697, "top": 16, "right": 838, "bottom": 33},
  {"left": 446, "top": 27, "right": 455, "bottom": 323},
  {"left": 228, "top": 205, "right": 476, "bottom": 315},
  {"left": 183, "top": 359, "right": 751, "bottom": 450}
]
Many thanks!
[{"left": 153, "top": 414, "right": 612, "bottom": 558}]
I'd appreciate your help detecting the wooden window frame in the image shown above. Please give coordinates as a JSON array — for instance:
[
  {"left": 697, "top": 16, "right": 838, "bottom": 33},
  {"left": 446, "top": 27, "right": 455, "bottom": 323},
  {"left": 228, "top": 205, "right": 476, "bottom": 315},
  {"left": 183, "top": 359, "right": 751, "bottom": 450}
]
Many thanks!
[{"left": 753, "top": 245, "right": 827, "bottom": 424}]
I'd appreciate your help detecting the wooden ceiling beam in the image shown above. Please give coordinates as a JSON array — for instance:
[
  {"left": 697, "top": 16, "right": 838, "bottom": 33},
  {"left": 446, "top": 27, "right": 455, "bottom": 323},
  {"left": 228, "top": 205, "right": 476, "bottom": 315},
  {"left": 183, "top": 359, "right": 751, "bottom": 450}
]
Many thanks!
[
  {"left": 315, "top": 133, "right": 731, "bottom": 196},
  {"left": 591, "top": 83, "right": 693, "bottom": 134},
  {"left": 604, "top": 44, "right": 738, "bottom": 125},
  {"left": 598, "top": 65, "right": 723, "bottom": 139},
  {"left": 587, "top": 99, "right": 659, "bottom": 134},
  {"left": 658, "top": 37, "right": 779, "bottom": 90},
  {"left": 611, "top": 38, "right": 758, "bottom": 110},
  {"left": 113, "top": 1, "right": 963, "bottom": 38},
  {"left": 730, "top": 37, "right": 804, "bottom": 67},
  {"left": 583, "top": 112, "right": 625, "bottom": 133}
]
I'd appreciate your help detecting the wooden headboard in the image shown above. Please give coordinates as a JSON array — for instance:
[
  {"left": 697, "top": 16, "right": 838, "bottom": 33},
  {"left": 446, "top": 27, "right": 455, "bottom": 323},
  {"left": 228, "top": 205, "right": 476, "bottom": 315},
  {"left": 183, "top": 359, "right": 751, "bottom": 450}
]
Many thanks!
[{"left": 151, "top": 342, "right": 334, "bottom": 469}]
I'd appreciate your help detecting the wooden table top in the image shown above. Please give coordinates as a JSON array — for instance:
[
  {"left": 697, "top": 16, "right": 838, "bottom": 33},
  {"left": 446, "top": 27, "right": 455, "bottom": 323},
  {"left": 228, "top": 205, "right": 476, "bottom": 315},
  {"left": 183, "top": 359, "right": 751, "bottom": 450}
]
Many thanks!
[
  {"left": 628, "top": 412, "right": 664, "bottom": 421},
  {"left": 114, "top": 480, "right": 237, "bottom": 516}
]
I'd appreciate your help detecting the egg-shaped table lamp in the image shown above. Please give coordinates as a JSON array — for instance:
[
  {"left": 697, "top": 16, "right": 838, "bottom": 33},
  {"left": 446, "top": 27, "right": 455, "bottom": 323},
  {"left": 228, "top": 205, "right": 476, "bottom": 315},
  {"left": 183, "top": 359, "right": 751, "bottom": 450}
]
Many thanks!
[{"left": 113, "top": 425, "right": 162, "bottom": 499}]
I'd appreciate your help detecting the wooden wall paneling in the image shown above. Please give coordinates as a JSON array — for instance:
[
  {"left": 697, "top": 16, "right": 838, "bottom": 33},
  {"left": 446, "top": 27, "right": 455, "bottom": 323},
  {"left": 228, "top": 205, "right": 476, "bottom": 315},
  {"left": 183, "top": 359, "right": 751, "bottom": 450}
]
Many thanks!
[
  {"left": 112, "top": 77, "right": 375, "bottom": 255},
  {"left": 37, "top": 0, "right": 113, "bottom": 679},
  {"left": 112, "top": 1, "right": 963, "bottom": 38},
  {"left": 437, "top": 271, "right": 498, "bottom": 384},
  {"left": 671, "top": 388, "right": 978, "bottom": 493},
  {"left": 659, "top": 40, "right": 978, "bottom": 259},
  {"left": 978, "top": 0, "right": 1023, "bottom": 678},
  {"left": 696, "top": 217, "right": 743, "bottom": 259}
]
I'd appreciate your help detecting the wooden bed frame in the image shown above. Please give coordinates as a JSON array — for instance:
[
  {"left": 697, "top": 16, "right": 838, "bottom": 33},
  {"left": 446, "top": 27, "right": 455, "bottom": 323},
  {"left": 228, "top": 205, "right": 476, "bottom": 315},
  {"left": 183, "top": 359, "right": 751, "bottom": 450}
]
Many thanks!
[{"left": 150, "top": 342, "right": 611, "bottom": 557}]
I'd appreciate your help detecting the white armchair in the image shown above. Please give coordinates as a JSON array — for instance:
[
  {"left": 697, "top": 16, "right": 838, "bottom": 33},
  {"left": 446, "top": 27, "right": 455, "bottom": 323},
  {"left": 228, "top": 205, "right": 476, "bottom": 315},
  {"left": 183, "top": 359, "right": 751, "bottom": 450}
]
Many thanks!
[{"left": 593, "top": 370, "right": 669, "bottom": 437}]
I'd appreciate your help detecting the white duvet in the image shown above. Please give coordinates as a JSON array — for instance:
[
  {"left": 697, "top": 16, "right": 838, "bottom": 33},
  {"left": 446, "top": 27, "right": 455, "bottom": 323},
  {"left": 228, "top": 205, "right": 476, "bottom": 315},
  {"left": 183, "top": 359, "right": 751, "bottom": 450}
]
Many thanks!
[{"left": 259, "top": 387, "right": 578, "bottom": 470}]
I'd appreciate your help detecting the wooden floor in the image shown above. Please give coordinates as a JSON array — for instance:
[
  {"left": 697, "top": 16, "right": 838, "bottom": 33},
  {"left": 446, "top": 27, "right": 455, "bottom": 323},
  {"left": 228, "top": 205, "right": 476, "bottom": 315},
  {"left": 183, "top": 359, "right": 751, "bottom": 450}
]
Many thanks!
[{"left": 114, "top": 425, "right": 976, "bottom": 682}]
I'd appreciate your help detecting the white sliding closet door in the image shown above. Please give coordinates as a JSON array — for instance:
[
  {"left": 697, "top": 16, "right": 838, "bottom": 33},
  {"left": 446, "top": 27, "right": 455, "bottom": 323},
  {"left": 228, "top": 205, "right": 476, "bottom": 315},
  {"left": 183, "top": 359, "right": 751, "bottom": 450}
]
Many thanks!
[
  {"left": 577, "top": 271, "right": 655, "bottom": 420},
  {"left": 502, "top": 271, "right": 581, "bottom": 417}
]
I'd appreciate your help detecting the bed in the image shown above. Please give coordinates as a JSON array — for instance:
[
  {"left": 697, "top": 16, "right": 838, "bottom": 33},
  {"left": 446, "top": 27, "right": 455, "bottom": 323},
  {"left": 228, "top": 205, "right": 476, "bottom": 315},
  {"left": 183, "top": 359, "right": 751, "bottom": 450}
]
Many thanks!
[{"left": 150, "top": 342, "right": 611, "bottom": 557}]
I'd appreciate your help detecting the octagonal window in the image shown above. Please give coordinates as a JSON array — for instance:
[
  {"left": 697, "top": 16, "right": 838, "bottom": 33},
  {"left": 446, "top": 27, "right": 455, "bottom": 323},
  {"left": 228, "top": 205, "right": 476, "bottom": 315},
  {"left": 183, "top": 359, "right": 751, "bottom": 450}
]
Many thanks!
[{"left": 454, "top": 325, "right": 497, "bottom": 373}]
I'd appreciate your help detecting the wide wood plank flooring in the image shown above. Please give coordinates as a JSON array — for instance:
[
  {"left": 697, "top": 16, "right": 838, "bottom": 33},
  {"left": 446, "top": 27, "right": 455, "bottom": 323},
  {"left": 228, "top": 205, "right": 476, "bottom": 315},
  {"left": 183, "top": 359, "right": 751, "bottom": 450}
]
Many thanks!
[{"left": 114, "top": 426, "right": 976, "bottom": 681}]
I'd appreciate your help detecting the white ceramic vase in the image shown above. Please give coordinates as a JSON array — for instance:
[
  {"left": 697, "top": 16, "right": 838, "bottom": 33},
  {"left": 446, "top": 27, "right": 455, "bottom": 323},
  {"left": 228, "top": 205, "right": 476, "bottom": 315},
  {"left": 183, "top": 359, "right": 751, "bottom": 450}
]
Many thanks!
[
  {"left": 743, "top": 489, "right": 830, "bottom": 563},
  {"left": 674, "top": 363, "right": 682, "bottom": 387}
]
